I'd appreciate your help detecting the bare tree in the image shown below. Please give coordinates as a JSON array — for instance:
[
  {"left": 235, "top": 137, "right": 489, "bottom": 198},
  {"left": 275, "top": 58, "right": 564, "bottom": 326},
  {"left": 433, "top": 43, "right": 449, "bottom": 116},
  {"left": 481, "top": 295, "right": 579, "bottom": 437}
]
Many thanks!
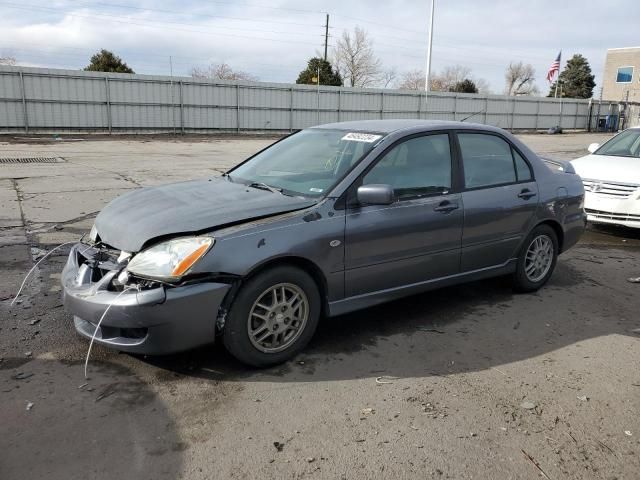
[
  {"left": 381, "top": 66, "right": 398, "bottom": 88},
  {"left": 191, "top": 62, "right": 258, "bottom": 81},
  {"left": 0, "top": 55, "right": 16, "bottom": 66},
  {"left": 398, "top": 65, "right": 490, "bottom": 93},
  {"left": 398, "top": 69, "right": 426, "bottom": 90},
  {"left": 333, "top": 27, "right": 382, "bottom": 87},
  {"left": 474, "top": 78, "right": 491, "bottom": 95},
  {"left": 505, "top": 62, "right": 538, "bottom": 96},
  {"left": 438, "top": 65, "right": 471, "bottom": 89}
]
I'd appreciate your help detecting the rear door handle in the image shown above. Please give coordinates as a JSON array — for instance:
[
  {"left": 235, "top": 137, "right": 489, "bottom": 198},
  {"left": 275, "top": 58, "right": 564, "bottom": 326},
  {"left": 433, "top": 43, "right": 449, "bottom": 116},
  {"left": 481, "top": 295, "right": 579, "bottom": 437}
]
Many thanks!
[
  {"left": 434, "top": 200, "right": 459, "bottom": 213},
  {"left": 518, "top": 189, "right": 537, "bottom": 200}
]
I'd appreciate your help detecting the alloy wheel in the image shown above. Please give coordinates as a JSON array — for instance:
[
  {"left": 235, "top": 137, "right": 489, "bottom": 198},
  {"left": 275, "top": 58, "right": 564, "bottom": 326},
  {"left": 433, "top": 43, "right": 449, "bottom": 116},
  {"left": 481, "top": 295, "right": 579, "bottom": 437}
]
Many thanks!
[
  {"left": 247, "top": 283, "right": 309, "bottom": 353},
  {"left": 524, "top": 234, "right": 554, "bottom": 283}
]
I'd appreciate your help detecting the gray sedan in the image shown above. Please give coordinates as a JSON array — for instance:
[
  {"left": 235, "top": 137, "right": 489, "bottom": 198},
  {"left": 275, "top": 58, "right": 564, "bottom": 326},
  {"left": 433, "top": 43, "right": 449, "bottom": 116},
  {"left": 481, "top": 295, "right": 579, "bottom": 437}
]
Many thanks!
[{"left": 61, "top": 120, "right": 586, "bottom": 366}]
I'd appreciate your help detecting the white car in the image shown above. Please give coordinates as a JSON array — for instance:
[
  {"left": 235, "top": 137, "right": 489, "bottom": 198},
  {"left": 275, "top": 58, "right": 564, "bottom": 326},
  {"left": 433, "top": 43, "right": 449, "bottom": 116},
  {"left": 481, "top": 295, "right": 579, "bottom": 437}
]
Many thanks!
[{"left": 571, "top": 127, "right": 640, "bottom": 228}]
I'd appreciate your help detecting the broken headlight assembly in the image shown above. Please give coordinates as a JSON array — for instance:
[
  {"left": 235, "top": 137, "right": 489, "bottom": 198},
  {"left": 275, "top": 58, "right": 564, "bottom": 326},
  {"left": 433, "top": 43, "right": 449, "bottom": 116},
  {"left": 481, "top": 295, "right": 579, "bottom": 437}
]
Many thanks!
[
  {"left": 126, "top": 237, "right": 214, "bottom": 281},
  {"left": 88, "top": 223, "right": 98, "bottom": 242}
]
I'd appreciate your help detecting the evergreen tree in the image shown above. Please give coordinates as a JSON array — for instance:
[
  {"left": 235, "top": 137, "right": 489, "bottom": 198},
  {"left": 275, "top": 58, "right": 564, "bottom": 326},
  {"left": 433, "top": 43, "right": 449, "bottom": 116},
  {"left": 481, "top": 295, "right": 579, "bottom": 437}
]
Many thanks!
[
  {"left": 548, "top": 54, "right": 595, "bottom": 99},
  {"left": 84, "top": 49, "right": 134, "bottom": 74},
  {"left": 449, "top": 79, "right": 478, "bottom": 93},
  {"left": 296, "top": 57, "right": 342, "bottom": 86}
]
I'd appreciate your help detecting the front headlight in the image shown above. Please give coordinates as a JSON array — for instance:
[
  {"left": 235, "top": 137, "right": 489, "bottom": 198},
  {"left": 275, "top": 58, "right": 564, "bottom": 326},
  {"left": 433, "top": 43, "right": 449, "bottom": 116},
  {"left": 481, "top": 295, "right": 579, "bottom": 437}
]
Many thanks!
[
  {"left": 89, "top": 224, "right": 98, "bottom": 242},
  {"left": 127, "top": 237, "right": 214, "bottom": 280}
]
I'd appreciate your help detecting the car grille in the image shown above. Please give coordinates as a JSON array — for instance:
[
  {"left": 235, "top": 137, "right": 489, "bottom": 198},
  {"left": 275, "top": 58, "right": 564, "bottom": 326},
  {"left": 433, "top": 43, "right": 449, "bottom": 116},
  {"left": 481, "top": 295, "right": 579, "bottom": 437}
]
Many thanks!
[
  {"left": 582, "top": 179, "right": 639, "bottom": 198},
  {"left": 585, "top": 208, "right": 640, "bottom": 222}
]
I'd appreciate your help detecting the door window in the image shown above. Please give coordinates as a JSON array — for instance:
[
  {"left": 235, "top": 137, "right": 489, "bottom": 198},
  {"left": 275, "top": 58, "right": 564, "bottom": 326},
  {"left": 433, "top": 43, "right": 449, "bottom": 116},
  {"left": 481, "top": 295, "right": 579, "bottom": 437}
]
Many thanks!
[
  {"left": 458, "top": 133, "right": 531, "bottom": 188},
  {"left": 362, "top": 134, "right": 452, "bottom": 199},
  {"left": 513, "top": 149, "right": 533, "bottom": 181}
]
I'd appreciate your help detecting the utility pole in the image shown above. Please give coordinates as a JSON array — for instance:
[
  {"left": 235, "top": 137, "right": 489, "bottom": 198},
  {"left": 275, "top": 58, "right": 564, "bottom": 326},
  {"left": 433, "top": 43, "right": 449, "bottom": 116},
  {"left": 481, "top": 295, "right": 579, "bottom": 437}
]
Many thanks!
[
  {"left": 324, "top": 14, "right": 329, "bottom": 61},
  {"left": 424, "top": 0, "right": 435, "bottom": 116}
]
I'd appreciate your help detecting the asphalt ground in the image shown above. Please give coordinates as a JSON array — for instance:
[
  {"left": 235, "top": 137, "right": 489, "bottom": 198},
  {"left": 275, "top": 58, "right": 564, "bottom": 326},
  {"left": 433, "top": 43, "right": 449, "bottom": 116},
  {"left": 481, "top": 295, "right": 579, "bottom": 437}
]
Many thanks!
[{"left": 1, "top": 131, "right": 639, "bottom": 479}]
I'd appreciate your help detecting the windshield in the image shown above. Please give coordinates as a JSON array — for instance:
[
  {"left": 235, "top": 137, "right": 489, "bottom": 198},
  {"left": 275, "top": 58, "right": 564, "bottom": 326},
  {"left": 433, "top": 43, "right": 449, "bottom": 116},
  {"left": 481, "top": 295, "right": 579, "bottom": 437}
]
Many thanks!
[
  {"left": 228, "top": 129, "right": 384, "bottom": 197},
  {"left": 595, "top": 129, "right": 640, "bottom": 158}
]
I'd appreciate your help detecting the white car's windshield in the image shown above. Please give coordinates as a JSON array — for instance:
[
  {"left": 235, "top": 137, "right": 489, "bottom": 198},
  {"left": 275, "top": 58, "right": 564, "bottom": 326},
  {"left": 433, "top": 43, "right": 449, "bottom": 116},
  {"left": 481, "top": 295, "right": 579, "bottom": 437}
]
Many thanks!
[
  {"left": 595, "top": 129, "right": 640, "bottom": 158},
  {"left": 228, "top": 129, "right": 384, "bottom": 197}
]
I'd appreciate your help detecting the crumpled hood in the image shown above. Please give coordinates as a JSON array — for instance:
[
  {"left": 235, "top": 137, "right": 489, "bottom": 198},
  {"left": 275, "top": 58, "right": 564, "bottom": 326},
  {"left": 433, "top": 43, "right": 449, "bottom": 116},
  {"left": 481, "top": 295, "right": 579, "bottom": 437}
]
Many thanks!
[
  {"left": 95, "top": 177, "right": 316, "bottom": 252},
  {"left": 571, "top": 154, "right": 640, "bottom": 184}
]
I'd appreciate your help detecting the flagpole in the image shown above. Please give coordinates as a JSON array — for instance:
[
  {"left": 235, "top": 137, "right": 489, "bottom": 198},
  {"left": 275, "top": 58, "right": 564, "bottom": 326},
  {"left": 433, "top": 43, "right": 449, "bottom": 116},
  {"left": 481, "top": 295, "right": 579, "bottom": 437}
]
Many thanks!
[{"left": 424, "top": 0, "right": 435, "bottom": 117}]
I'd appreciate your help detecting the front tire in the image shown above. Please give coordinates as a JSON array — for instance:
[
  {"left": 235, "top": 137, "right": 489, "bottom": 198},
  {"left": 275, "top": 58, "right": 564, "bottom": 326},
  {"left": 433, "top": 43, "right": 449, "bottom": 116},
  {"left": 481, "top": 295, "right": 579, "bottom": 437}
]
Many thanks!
[
  {"left": 222, "top": 266, "right": 321, "bottom": 367},
  {"left": 513, "top": 225, "right": 558, "bottom": 293}
]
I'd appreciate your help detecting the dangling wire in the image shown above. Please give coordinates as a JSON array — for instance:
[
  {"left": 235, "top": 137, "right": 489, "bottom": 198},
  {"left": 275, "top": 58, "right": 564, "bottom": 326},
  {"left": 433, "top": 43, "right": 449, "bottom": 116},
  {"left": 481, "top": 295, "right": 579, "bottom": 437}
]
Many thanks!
[
  {"left": 10, "top": 241, "right": 78, "bottom": 306},
  {"left": 79, "top": 241, "right": 102, "bottom": 256},
  {"left": 84, "top": 286, "right": 136, "bottom": 379}
]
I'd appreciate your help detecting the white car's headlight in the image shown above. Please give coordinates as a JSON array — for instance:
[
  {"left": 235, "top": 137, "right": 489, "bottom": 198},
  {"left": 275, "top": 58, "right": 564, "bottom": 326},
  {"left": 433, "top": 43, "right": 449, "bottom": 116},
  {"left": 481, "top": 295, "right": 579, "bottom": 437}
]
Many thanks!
[
  {"left": 127, "top": 237, "right": 214, "bottom": 280},
  {"left": 89, "top": 224, "right": 98, "bottom": 242}
]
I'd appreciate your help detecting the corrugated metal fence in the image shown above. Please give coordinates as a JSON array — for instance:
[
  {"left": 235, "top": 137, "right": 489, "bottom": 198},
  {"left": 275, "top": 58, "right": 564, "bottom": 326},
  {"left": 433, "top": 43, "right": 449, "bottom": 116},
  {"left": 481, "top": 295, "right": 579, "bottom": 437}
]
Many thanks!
[{"left": 0, "top": 65, "right": 619, "bottom": 134}]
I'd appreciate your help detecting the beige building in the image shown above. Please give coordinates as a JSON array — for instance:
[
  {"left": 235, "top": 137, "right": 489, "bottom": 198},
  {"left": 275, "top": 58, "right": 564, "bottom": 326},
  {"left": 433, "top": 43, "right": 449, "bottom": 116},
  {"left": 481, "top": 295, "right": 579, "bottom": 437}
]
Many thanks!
[{"left": 602, "top": 47, "right": 640, "bottom": 102}]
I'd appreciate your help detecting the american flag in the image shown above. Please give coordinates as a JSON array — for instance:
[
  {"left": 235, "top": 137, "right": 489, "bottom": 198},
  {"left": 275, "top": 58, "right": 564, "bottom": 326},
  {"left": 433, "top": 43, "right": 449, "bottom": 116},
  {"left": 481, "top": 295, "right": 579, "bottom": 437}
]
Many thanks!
[{"left": 546, "top": 51, "right": 561, "bottom": 83}]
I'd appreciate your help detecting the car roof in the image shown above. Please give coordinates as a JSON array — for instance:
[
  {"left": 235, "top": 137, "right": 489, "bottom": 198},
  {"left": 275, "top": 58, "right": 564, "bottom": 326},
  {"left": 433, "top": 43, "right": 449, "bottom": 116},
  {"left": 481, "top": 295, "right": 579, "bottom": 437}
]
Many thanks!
[{"left": 310, "top": 119, "right": 499, "bottom": 134}]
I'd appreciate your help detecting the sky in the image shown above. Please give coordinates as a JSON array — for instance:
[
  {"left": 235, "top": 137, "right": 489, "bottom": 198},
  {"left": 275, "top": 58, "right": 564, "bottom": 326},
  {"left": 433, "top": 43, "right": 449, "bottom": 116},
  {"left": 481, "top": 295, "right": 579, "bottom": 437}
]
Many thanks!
[{"left": 1, "top": 0, "right": 639, "bottom": 94}]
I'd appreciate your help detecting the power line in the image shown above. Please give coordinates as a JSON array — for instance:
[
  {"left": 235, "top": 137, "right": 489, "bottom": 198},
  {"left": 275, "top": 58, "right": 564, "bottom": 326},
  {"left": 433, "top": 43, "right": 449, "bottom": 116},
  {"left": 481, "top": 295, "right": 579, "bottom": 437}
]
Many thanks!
[
  {"left": 55, "top": 0, "right": 324, "bottom": 28},
  {"left": 49, "top": 0, "right": 431, "bottom": 39},
  {"left": 0, "top": 3, "right": 324, "bottom": 47},
  {"left": 332, "top": 13, "right": 426, "bottom": 36},
  {"left": 0, "top": 2, "right": 320, "bottom": 36},
  {"left": 85, "top": 0, "right": 432, "bottom": 39},
  {"left": 89, "top": 0, "right": 327, "bottom": 16}
]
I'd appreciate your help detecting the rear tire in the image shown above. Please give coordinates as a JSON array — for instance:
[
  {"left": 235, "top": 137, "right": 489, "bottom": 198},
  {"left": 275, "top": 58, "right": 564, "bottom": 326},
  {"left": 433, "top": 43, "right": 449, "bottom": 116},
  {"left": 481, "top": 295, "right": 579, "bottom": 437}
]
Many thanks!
[
  {"left": 513, "top": 224, "right": 558, "bottom": 293},
  {"left": 222, "top": 265, "right": 321, "bottom": 367}
]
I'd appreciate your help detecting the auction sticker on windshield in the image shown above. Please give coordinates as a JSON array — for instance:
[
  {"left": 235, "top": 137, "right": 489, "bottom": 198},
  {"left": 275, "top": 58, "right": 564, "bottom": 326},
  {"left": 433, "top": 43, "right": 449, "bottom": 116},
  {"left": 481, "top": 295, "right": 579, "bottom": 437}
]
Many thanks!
[{"left": 341, "top": 132, "right": 383, "bottom": 143}]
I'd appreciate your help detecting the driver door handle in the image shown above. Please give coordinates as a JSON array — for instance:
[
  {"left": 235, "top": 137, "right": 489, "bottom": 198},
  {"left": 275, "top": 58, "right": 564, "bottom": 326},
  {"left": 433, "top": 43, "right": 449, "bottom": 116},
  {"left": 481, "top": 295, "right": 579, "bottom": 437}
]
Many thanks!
[
  {"left": 434, "top": 200, "right": 459, "bottom": 213},
  {"left": 518, "top": 188, "right": 537, "bottom": 200}
]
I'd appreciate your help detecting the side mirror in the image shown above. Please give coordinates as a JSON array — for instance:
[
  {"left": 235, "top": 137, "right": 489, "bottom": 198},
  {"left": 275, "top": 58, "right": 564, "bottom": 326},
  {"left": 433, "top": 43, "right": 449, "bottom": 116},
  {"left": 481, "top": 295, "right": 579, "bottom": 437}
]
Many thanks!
[
  {"left": 357, "top": 184, "right": 394, "bottom": 205},
  {"left": 587, "top": 143, "right": 600, "bottom": 153}
]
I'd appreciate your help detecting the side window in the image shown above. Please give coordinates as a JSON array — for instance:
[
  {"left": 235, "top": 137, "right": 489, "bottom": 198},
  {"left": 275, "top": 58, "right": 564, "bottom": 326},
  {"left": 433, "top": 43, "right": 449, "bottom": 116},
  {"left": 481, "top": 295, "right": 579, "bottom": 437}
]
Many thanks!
[
  {"left": 513, "top": 149, "right": 532, "bottom": 181},
  {"left": 458, "top": 133, "right": 516, "bottom": 188},
  {"left": 362, "top": 134, "right": 452, "bottom": 199}
]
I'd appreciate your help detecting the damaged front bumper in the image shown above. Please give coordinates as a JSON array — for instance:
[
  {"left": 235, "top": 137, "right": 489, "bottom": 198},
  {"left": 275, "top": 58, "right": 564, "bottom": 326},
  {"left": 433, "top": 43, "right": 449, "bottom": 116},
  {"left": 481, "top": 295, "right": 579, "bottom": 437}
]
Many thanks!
[{"left": 61, "top": 243, "right": 231, "bottom": 355}]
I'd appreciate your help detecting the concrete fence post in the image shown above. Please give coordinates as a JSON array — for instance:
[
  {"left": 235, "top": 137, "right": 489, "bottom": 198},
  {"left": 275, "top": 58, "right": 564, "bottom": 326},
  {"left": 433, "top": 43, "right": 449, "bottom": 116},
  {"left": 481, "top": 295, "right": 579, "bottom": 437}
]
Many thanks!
[
  {"left": 289, "top": 87, "right": 294, "bottom": 132},
  {"left": 19, "top": 71, "right": 29, "bottom": 134},
  {"left": 453, "top": 94, "right": 458, "bottom": 121},
  {"left": 509, "top": 97, "right": 516, "bottom": 131},
  {"left": 380, "top": 91, "right": 384, "bottom": 119},
  {"left": 236, "top": 84, "right": 240, "bottom": 133},
  {"left": 338, "top": 89, "right": 342, "bottom": 122},
  {"left": 483, "top": 97, "right": 489, "bottom": 125},
  {"left": 104, "top": 77, "right": 112, "bottom": 134},
  {"left": 534, "top": 99, "right": 540, "bottom": 131},
  {"left": 179, "top": 80, "right": 185, "bottom": 134}
]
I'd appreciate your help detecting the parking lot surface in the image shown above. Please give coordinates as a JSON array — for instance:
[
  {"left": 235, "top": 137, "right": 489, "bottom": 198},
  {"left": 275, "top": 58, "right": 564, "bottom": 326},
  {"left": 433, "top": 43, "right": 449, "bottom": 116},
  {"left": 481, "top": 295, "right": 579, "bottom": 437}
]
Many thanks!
[{"left": 1, "top": 132, "right": 639, "bottom": 479}]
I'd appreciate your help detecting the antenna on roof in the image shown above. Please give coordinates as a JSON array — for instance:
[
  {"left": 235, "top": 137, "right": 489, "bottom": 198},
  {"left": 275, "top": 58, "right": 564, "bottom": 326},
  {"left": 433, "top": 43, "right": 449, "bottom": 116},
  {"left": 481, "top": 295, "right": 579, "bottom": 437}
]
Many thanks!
[{"left": 460, "top": 108, "right": 486, "bottom": 122}]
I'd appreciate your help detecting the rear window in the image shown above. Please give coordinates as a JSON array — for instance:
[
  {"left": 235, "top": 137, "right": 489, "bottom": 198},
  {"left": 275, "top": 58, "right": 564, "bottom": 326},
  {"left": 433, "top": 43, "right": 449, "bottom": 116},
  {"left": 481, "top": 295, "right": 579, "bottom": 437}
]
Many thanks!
[
  {"left": 458, "top": 133, "right": 516, "bottom": 188},
  {"left": 458, "top": 133, "right": 533, "bottom": 188}
]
